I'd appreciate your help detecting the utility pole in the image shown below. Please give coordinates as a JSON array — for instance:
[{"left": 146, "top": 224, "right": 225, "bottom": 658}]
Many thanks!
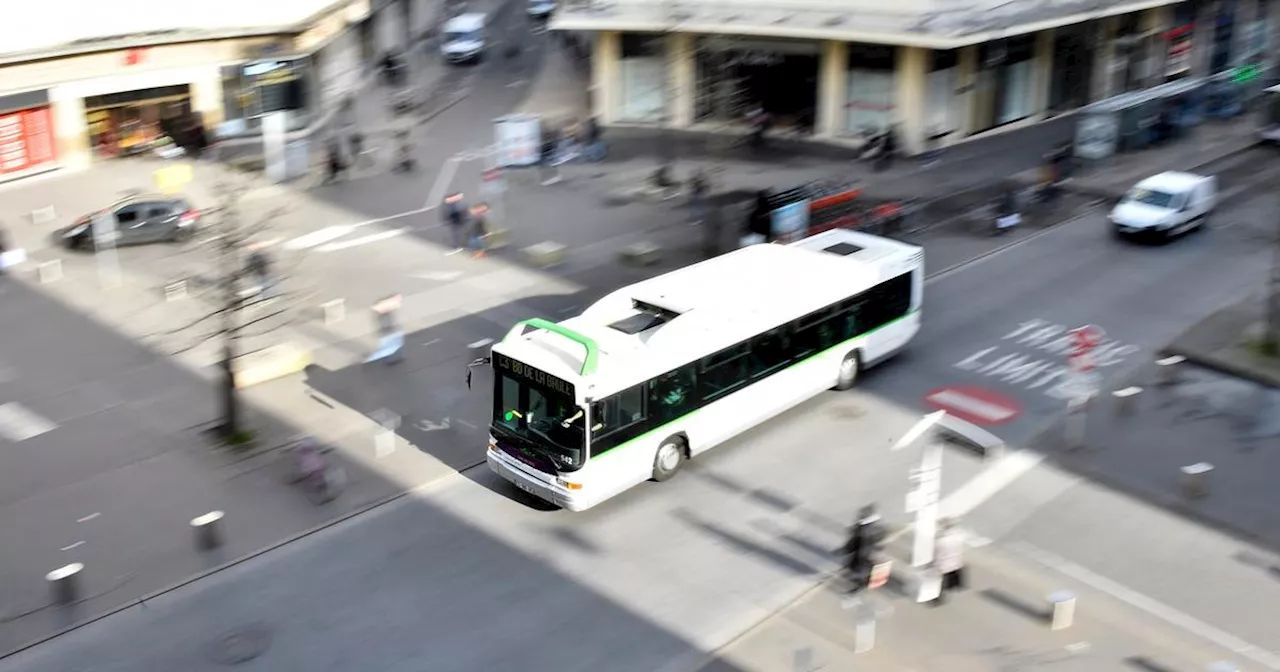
[
  {"left": 1265, "top": 215, "right": 1280, "bottom": 355},
  {"left": 217, "top": 182, "right": 243, "bottom": 438}
]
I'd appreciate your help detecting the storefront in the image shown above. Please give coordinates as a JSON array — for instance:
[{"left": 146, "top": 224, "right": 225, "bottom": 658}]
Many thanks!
[
  {"left": 0, "top": 90, "right": 57, "bottom": 178},
  {"left": 220, "top": 57, "right": 312, "bottom": 134},
  {"left": 972, "top": 35, "right": 1037, "bottom": 133},
  {"left": 695, "top": 37, "right": 819, "bottom": 132},
  {"left": 618, "top": 33, "right": 665, "bottom": 122},
  {"left": 844, "top": 45, "right": 896, "bottom": 135},
  {"left": 84, "top": 85, "right": 192, "bottom": 159}
]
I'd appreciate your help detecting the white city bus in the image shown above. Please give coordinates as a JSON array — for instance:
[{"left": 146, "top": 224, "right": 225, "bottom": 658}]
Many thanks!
[{"left": 485, "top": 229, "right": 924, "bottom": 511}]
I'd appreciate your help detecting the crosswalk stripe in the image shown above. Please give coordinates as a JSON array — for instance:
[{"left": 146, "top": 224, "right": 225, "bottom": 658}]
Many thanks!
[{"left": 0, "top": 402, "right": 57, "bottom": 442}]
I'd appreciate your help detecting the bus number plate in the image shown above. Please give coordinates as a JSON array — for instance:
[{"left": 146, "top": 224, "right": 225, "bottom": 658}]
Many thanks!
[{"left": 513, "top": 479, "right": 536, "bottom": 495}]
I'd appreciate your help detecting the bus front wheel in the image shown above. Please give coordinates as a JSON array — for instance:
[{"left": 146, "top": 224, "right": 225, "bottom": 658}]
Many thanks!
[
  {"left": 835, "top": 351, "right": 861, "bottom": 391},
  {"left": 652, "top": 436, "right": 687, "bottom": 482}
]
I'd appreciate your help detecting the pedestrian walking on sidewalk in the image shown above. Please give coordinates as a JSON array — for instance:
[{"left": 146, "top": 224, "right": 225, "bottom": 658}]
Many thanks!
[
  {"left": 930, "top": 518, "right": 967, "bottom": 606},
  {"left": 689, "top": 169, "right": 710, "bottom": 225},
  {"left": 245, "top": 244, "right": 275, "bottom": 298},
  {"left": 442, "top": 192, "right": 468, "bottom": 254},
  {"left": 582, "top": 116, "right": 605, "bottom": 162},
  {"left": 468, "top": 202, "right": 490, "bottom": 258},
  {"left": 539, "top": 128, "right": 562, "bottom": 185},
  {"left": 325, "top": 138, "right": 348, "bottom": 183},
  {"left": 841, "top": 504, "right": 886, "bottom": 593},
  {"left": 350, "top": 131, "right": 366, "bottom": 169}
]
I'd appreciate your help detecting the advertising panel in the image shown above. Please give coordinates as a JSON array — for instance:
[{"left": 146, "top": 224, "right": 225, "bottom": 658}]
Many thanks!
[
  {"left": 0, "top": 106, "right": 56, "bottom": 176},
  {"left": 494, "top": 115, "right": 541, "bottom": 168},
  {"left": 770, "top": 200, "right": 811, "bottom": 243}
]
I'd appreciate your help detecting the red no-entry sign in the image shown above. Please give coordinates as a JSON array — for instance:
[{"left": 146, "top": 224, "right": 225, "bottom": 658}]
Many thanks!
[
  {"left": 924, "top": 386, "right": 1023, "bottom": 426},
  {"left": 1069, "top": 325, "right": 1104, "bottom": 372}
]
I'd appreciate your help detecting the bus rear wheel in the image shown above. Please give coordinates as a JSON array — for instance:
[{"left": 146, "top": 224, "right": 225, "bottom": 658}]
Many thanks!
[
  {"left": 835, "top": 351, "right": 862, "bottom": 391},
  {"left": 652, "top": 436, "right": 687, "bottom": 482}
]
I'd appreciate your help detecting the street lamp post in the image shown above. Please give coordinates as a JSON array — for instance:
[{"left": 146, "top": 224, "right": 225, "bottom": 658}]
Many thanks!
[{"left": 892, "top": 410, "right": 947, "bottom": 569}]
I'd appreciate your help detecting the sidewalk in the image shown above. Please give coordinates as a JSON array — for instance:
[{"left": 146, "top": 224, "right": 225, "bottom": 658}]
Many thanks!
[{"left": 706, "top": 533, "right": 1249, "bottom": 671}]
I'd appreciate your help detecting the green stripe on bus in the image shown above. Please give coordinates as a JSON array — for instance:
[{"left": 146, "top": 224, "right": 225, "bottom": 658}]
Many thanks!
[
  {"left": 505, "top": 317, "right": 600, "bottom": 376},
  {"left": 589, "top": 310, "right": 919, "bottom": 461}
]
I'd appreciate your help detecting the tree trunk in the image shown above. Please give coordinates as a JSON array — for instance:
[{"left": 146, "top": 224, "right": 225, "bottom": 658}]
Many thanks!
[
  {"left": 219, "top": 342, "right": 240, "bottom": 437},
  {"left": 1265, "top": 237, "right": 1280, "bottom": 356}
]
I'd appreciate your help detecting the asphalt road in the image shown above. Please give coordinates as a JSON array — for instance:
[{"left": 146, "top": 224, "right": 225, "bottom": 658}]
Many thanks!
[{"left": 8, "top": 150, "right": 1279, "bottom": 670}]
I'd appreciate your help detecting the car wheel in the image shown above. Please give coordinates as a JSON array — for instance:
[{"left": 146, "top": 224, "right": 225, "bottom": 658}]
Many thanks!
[
  {"left": 834, "top": 351, "right": 861, "bottom": 391},
  {"left": 171, "top": 227, "right": 193, "bottom": 243},
  {"left": 651, "top": 436, "right": 687, "bottom": 482}
]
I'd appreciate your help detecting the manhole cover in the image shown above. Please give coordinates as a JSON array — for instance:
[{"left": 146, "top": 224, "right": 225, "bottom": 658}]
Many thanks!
[{"left": 208, "top": 624, "right": 273, "bottom": 665}]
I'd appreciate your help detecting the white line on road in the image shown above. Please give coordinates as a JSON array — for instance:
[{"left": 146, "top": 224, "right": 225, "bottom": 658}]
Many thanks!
[
  {"left": 467, "top": 338, "right": 494, "bottom": 349},
  {"left": 925, "top": 389, "right": 1018, "bottom": 423},
  {"left": 506, "top": 79, "right": 526, "bottom": 88},
  {"left": 426, "top": 157, "right": 462, "bottom": 210},
  {"left": 60, "top": 541, "right": 85, "bottom": 552},
  {"left": 317, "top": 228, "right": 407, "bottom": 253},
  {"left": 0, "top": 402, "right": 57, "bottom": 442},
  {"left": 457, "top": 419, "right": 478, "bottom": 430},
  {"left": 77, "top": 513, "right": 100, "bottom": 523},
  {"left": 1010, "top": 541, "right": 1280, "bottom": 671},
  {"left": 421, "top": 338, "right": 442, "bottom": 347},
  {"left": 412, "top": 270, "right": 463, "bottom": 282},
  {"left": 940, "top": 450, "right": 1044, "bottom": 519},
  {"left": 284, "top": 226, "right": 354, "bottom": 251}
]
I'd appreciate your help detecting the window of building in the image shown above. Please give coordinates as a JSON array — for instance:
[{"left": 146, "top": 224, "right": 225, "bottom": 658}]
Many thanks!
[{"left": 845, "top": 44, "right": 897, "bottom": 135}]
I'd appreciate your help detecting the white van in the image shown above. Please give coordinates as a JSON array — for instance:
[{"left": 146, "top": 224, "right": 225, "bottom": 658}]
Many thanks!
[
  {"left": 1109, "top": 171, "right": 1217, "bottom": 241},
  {"left": 528, "top": 0, "right": 556, "bottom": 18},
  {"left": 441, "top": 13, "right": 486, "bottom": 64}
]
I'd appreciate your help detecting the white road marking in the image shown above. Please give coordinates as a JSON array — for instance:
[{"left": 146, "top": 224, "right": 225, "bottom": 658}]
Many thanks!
[
  {"left": 60, "top": 541, "right": 85, "bottom": 552},
  {"left": 0, "top": 402, "right": 57, "bottom": 442},
  {"left": 925, "top": 389, "right": 1018, "bottom": 423},
  {"left": 285, "top": 226, "right": 354, "bottom": 251},
  {"left": 77, "top": 513, "right": 100, "bottom": 523},
  {"left": 425, "top": 157, "right": 462, "bottom": 210},
  {"left": 457, "top": 419, "right": 478, "bottom": 430},
  {"left": 467, "top": 338, "right": 494, "bottom": 349},
  {"left": 1010, "top": 541, "right": 1280, "bottom": 671},
  {"left": 317, "top": 228, "right": 407, "bottom": 253},
  {"left": 506, "top": 79, "right": 526, "bottom": 88},
  {"left": 939, "top": 450, "right": 1044, "bottom": 519},
  {"left": 421, "top": 338, "right": 442, "bottom": 347}
]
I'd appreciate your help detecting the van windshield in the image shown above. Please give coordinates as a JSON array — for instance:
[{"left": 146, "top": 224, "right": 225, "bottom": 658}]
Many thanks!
[
  {"left": 1124, "top": 187, "right": 1178, "bottom": 209},
  {"left": 446, "top": 29, "right": 482, "bottom": 42}
]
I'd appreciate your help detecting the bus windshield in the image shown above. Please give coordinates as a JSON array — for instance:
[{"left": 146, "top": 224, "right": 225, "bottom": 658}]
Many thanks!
[{"left": 492, "top": 357, "right": 584, "bottom": 470}]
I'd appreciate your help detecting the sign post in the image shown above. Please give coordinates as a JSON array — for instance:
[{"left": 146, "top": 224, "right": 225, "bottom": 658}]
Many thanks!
[
  {"left": 481, "top": 165, "right": 506, "bottom": 230},
  {"left": 892, "top": 410, "right": 947, "bottom": 570},
  {"left": 91, "top": 212, "right": 121, "bottom": 288},
  {"left": 1064, "top": 325, "right": 1103, "bottom": 448}
]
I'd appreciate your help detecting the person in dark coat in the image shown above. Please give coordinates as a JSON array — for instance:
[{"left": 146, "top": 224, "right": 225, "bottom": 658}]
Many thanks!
[
  {"left": 441, "top": 192, "right": 467, "bottom": 253},
  {"left": 539, "top": 128, "right": 562, "bottom": 185},
  {"left": 842, "top": 504, "right": 886, "bottom": 593},
  {"left": 325, "top": 138, "right": 348, "bottom": 183},
  {"left": 467, "top": 202, "right": 490, "bottom": 258},
  {"left": 746, "top": 190, "right": 773, "bottom": 243}
]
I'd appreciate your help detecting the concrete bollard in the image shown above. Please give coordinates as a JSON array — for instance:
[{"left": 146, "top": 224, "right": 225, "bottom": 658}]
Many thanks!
[
  {"left": 321, "top": 299, "right": 345, "bottom": 325},
  {"left": 618, "top": 242, "right": 662, "bottom": 266},
  {"left": 1181, "top": 462, "right": 1213, "bottom": 499},
  {"left": 190, "top": 511, "right": 225, "bottom": 551},
  {"left": 37, "top": 260, "right": 62, "bottom": 284},
  {"left": 523, "top": 241, "right": 565, "bottom": 269},
  {"left": 1155, "top": 355, "right": 1186, "bottom": 386},
  {"left": 1048, "top": 590, "right": 1076, "bottom": 630},
  {"left": 30, "top": 206, "right": 56, "bottom": 226},
  {"left": 164, "top": 280, "right": 188, "bottom": 302},
  {"left": 46, "top": 563, "right": 84, "bottom": 605},
  {"left": 1112, "top": 386, "right": 1142, "bottom": 417}
]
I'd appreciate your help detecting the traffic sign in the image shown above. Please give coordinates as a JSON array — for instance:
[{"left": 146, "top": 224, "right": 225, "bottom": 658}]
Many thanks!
[
  {"left": 924, "top": 386, "right": 1022, "bottom": 426},
  {"left": 1068, "top": 325, "right": 1104, "bottom": 373}
]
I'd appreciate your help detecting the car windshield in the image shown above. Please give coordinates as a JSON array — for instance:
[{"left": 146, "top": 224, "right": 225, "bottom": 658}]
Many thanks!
[
  {"left": 492, "top": 356, "right": 584, "bottom": 470},
  {"left": 1125, "top": 187, "right": 1178, "bottom": 209},
  {"left": 446, "top": 29, "right": 481, "bottom": 42}
]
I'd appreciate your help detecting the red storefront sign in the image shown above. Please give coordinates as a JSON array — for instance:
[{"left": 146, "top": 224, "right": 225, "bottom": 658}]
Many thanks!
[{"left": 0, "top": 106, "right": 57, "bottom": 176}]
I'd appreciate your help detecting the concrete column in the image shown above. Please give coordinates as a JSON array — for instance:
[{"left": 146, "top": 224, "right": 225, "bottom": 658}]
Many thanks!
[
  {"left": 190, "top": 72, "right": 224, "bottom": 128},
  {"left": 816, "top": 40, "right": 849, "bottom": 138},
  {"left": 666, "top": 33, "right": 695, "bottom": 127},
  {"left": 1192, "top": 1, "right": 1219, "bottom": 76},
  {"left": 894, "top": 46, "right": 929, "bottom": 155},
  {"left": 1032, "top": 29, "right": 1055, "bottom": 119},
  {"left": 592, "top": 31, "right": 621, "bottom": 124},
  {"left": 957, "top": 45, "right": 977, "bottom": 137},
  {"left": 1091, "top": 17, "right": 1117, "bottom": 101},
  {"left": 50, "top": 95, "right": 90, "bottom": 171},
  {"left": 1145, "top": 6, "right": 1173, "bottom": 86}
]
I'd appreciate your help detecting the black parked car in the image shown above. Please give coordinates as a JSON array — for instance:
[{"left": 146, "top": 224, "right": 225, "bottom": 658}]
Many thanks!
[{"left": 56, "top": 195, "right": 202, "bottom": 251}]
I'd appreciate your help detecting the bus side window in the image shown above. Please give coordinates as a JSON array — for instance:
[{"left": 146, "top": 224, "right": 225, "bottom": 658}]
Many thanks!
[
  {"left": 593, "top": 386, "right": 647, "bottom": 436},
  {"left": 700, "top": 344, "right": 749, "bottom": 401},
  {"left": 794, "top": 307, "right": 837, "bottom": 359},
  {"left": 649, "top": 365, "right": 696, "bottom": 423},
  {"left": 835, "top": 296, "right": 861, "bottom": 340},
  {"left": 749, "top": 328, "right": 790, "bottom": 379}
]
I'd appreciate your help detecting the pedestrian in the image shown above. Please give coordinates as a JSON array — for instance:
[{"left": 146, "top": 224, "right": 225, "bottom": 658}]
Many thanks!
[
  {"left": 349, "top": 131, "right": 365, "bottom": 169},
  {"left": 393, "top": 128, "right": 415, "bottom": 173},
  {"left": 841, "top": 504, "right": 886, "bottom": 593},
  {"left": 367, "top": 294, "right": 404, "bottom": 364},
  {"left": 467, "top": 202, "right": 491, "bottom": 258},
  {"left": 688, "top": 168, "right": 709, "bottom": 226},
  {"left": 325, "top": 138, "right": 347, "bottom": 183},
  {"left": 442, "top": 191, "right": 468, "bottom": 254},
  {"left": 745, "top": 190, "right": 772, "bottom": 244},
  {"left": 245, "top": 243, "right": 277, "bottom": 298},
  {"left": 930, "top": 518, "right": 967, "bottom": 606},
  {"left": 539, "top": 128, "right": 561, "bottom": 185},
  {"left": 583, "top": 116, "right": 605, "bottom": 162},
  {"left": 995, "top": 186, "right": 1021, "bottom": 234}
]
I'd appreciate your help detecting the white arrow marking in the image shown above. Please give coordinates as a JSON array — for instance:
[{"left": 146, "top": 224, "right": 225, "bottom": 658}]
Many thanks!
[
  {"left": 77, "top": 513, "right": 100, "bottom": 523},
  {"left": 415, "top": 418, "right": 451, "bottom": 432},
  {"left": 468, "top": 338, "right": 494, "bottom": 349},
  {"left": 60, "top": 541, "right": 85, "bottom": 552}
]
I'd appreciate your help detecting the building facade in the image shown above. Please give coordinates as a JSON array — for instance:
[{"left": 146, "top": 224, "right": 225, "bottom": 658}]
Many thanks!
[
  {"left": 553, "top": 0, "right": 1280, "bottom": 153},
  {"left": 0, "top": 0, "right": 438, "bottom": 182}
]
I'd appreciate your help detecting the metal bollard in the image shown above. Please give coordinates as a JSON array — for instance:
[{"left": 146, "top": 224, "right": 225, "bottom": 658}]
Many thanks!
[
  {"left": 322, "top": 299, "right": 345, "bottom": 325},
  {"left": 164, "top": 280, "right": 188, "bottom": 302},
  {"left": 1112, "top": 386, "right": 1142, "bottom": 417},
  {"left": 1048, "top": 590, "right": 1075, "bottom": 630},
  {"left": 1156, "top": 355, "right": 1186, "bottom": 386},
  {"left": 46, "top": 563, "right": 84, "bottom": 605},
  {"left": 1181, "top": 463, "right": 1213, "bottom": 499},
  {"left": 37, "top": 260, "right": 62, "bottom": 284},
  {"left": 190, "top": 511, "right": 225, "bottom": 551}
]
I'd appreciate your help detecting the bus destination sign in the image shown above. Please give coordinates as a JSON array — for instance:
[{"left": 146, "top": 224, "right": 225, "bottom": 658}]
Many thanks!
[{"left": 494, "top": 353, "right": 575, "bottom": 397}]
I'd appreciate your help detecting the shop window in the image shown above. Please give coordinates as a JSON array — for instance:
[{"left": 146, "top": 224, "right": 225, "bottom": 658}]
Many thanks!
[{"left": 621, "top": 33, "right": 665, "bottom": 58}]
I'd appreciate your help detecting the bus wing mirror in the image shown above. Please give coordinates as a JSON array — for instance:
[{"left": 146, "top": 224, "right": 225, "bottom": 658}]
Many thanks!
[{"left": 465, "top": 356, "right": 491, "bottom": 389}]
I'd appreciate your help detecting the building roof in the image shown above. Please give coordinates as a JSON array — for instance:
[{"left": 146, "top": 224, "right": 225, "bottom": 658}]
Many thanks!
[
  {"left": 0, "top": 0, "right": 361, "bottom": 61},
  {"left": 552, "top": 0, "right": 1181, "bottom": 49}
]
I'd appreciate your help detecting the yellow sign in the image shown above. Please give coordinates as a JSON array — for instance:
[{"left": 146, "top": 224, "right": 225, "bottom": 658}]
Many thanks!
[{"left": 154, "top": 163, "right": 193, "bottom": 194}]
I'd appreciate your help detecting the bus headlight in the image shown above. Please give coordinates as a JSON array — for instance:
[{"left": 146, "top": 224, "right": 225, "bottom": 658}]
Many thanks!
[{"left": 556, "top": 477, "right": 582, "bottom": 490}]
